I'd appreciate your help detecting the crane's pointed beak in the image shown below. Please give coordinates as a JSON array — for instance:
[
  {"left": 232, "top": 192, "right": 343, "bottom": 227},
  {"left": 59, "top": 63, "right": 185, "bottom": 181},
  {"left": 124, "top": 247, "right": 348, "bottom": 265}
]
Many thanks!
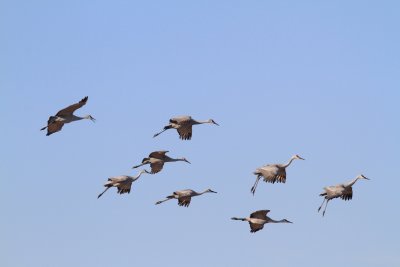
[
  {"left": 213, "top": 121, "right": 219, "bottom": 126},
  {"left": 185, "top": 159, "right": 191, "bottom": 164},
  {"left": 210, "top": 190, "right": 217, "bottom": 193}
]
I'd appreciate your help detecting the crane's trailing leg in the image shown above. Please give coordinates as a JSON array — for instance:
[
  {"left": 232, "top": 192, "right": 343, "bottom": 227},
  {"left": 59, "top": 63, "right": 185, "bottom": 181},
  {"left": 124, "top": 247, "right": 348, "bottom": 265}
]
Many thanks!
[
  {"left": 132, "top": 163, "right": 146, "bottom": 169},
  {"left": 153, "top": 125, "right": 172, "bottom": 138},
  {"left": 318, "top": 198, "right": 326, "bottom": 212},
  {"left": 322, "top": 200, "right": 330, "bottom": 216},
  {"left": 155, "top": 196, "right": 174, "bottom": 205},
  {"left": 231, "top": 217, "right": 246, "bottom": 221},
  {"left": 97, "top": 187, "right": 111, "bottom": 199},
  {"left": 251, "top": 175, "right": 261, "bottom": 195}
]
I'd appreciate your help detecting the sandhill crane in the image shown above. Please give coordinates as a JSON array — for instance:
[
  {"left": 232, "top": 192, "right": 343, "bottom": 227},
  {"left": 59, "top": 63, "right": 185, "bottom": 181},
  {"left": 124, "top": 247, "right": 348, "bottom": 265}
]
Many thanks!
[
  {"left": 318, "top": 174, "right": 370, "bottom": 216},
  {"left": 231, "top": 210, "right": 293, "bottom": 233},
  {"left": 132, "top": 150, "right": 190, "bottom": 174},
  {"left": 251, "top": 154, "right": 305, "bottom": 195},
  {"left": 153, "top": 116, "right": 219, "bottom": 140},
  {"left": 155, "top": 189, "right": 217, "bottom": 207},
  {"left": 40, "top": 96, "right": 95, "bottom": 136},
  {"left": 97, "top": 170, "right": 149, "bottom": 198}
]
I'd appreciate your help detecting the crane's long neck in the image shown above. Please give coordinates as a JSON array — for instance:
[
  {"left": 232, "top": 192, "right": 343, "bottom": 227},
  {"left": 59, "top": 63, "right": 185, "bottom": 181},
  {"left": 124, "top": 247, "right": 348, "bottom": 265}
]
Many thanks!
[
  {"left": 268, "top": 218, "right": 287, "bottom": 223},
  {"left": 167, "top": 157, "right": 186, "bottom": 163},
  {"left": 344, "top": 177, "right": 360, "bottom": 188},
  {"left": 69, "top": 115, "right": 85, "bottom": 122},
  {"left": 133, "top": 171, "right": 146, "bottom": 181},
  {"left": 192, "top": 119, "right": 210, "bottom": 125},
  {"left": 282, "top": 157, "right": 295, "bottom": 168},
  {"left": 198, "top": 190, "right": 210, "bottom": 195},
  {"left": 71, "top": 115, "right": 92, "bottom": 122}
]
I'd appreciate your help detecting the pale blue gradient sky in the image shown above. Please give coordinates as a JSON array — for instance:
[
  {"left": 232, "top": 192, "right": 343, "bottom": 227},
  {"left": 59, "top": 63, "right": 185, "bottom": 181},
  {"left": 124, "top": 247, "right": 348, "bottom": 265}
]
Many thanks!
[{"left": 1, "top": 1, "right": 399, "bottom": 267}]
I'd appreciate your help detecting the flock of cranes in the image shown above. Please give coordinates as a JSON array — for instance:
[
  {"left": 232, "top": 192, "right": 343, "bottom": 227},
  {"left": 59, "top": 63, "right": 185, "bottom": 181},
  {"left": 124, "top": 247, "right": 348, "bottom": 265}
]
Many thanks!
[{"left": 41, "top": 96, "right": 370, "bottom": 233}]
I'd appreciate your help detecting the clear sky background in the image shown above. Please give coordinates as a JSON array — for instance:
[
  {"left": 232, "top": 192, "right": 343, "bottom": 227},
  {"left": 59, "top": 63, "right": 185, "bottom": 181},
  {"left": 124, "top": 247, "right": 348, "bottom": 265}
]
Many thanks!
[{"left": 1, "top": 1, "right": 399, "bottom": 267}]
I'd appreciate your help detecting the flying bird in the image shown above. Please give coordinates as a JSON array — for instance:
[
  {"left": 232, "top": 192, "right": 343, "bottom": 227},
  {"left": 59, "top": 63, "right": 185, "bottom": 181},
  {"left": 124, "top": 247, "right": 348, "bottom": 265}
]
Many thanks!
[
  {"left": 231, "top": 210, "right": 293, "bottom": 233},
  {"left": 318, "top": 174, "right": 370, "bottom": 216},
  {"left": 132, "top": 150, "right": 190, "bottom": 174},
  {"left": 153, "top": 116, "right": 219, "bottom": 140},
  {"left": 97, "top": 170, "right": 149, "bottom": 198},
  {"left": 155, "top": 188, "right": 217, "bottom": 207},
  {"left": 251, "top": 154, "right": 305, "bottom": 195},
  {"left": 40, "top": 96, "right": 95, "bottom": 136}
]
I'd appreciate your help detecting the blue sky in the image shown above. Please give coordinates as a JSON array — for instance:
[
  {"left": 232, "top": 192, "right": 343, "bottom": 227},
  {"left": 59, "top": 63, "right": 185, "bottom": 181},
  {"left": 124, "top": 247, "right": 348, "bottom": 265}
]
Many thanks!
[{"left": 1, "top": 1, "right": 399, "bottom": 267}]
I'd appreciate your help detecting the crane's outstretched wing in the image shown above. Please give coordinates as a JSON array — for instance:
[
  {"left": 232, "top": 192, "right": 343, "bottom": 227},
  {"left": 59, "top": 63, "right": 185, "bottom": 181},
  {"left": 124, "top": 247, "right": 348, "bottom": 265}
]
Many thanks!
[
  {"left": 105, "top": 176, "right": 133, "bottom": 194},
  {"left": 249, "top": 222, "right": 264, "bottom": 233},
  {"left": 258, "top": 165, "right": 286, "bottom": 183},
  {"left": 324, "top": 185, "right": 345, "bottom": 199},
  {"left": 250, "top": 210, "right": 270, "bottom": 220},
  {"left": 170, "top": 116, "right": 192, "bottom": 124},
  {"left": 341, "top": 186, "right": 353, "bottom": 200},
  {"left": 177, "top": 125, "right": 193, "bottom": 140},
  {"left": 169, "top": 116, "right": 193, "bottom": 140},
  {"left": 46, "top": 118, "right": 64, "bottom": 136},
  {"left": 149, "top": 150, "right": 169, "bottom": 159},
  {"left": 150, "top": 160, "right": 164, "bottom": 174},
  {"left": 56, "top": 96, "right": 88, "bottom": 116},
  {"left": 117, "top": 183, "right": 132, "bottom": 194},
  {"left": 178, "top": 196, "right": 191, "bottom": 207}
]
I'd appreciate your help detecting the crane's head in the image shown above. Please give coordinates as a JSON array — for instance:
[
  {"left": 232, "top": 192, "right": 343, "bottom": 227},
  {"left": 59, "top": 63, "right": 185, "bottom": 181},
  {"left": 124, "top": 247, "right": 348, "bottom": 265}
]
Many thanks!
[
  {"left": 208, "top": 119, "right": 219, "bottom": 126},
  {"left": 84, "top": 115, "right": 96, "bottom": 122},
  {"left": 293, "top": 154, "right": 305, "bottom": 160},
  {"left": 181, "top": 157, "right": 191, "bottom": 164},
  {"left": 206, "top": 189, "right": 217, "bottom": 193},
  {"left": 357, "top": 174, "right": 370, "bottom": 180},
  {"left": 282, "top": 219, "right": 293, "bottom": 223}
]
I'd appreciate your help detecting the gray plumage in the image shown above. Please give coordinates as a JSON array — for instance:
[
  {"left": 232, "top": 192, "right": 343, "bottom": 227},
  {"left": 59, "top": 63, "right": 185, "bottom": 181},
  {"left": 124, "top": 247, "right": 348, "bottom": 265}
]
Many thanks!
[
  {"left": 153, "top": 115, "right": 219, "bottom": 140},
  {"left": 97, "top": 170, "right": 149, "bottom": 198},
  {"left": 318, "top": 174, "right": 370, "bottom": 216},
  {"left": 41, "top": 96, "right": 95, "bottom": 136},
  {"left": 155, "top": 188, "right": 217, "bottom": 207},
  {"left": 231, "top": 210, "right": 293, "bottom": 233},
  {"left": 251, "top": 154, "right": 305, "bottom": 195},
  {"left": 132, "top": 150, "right": 190, "bottom": 174}
]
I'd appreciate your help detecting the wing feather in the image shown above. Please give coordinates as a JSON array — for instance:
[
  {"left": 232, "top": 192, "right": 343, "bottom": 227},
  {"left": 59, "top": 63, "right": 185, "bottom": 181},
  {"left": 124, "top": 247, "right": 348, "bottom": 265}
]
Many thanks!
[
  {"left": 178, "top": 196, "right": 191, "bottom": 207},
  {"left": 56, "top": 96, "right": 88, "bottom": 116},
  {"left": 257, "top": 165, "right": 286, "bottom": 184},
  {"left": 149, "top": 151, "right": 169, "bottom": 159},
  {"left": 177, "top": 125, "right": 193, "bottom": 140},
  {"left": 341, "top": 187, "right": 353, "bottom": 200},
  {"left": 250, "top": 210, "right": 270, "bottom": 220},
  {"left": 150, "top": 160, "right": 164, "bottom": 174},
  {"left": 249, "top": 222, "right": 264, "bottom": 233},
  {"left": 170, "top": 116, "right": 192, "bottom": 124},
  {"left": 46, "top": 120, "right": 64, "bottom": 136}
]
